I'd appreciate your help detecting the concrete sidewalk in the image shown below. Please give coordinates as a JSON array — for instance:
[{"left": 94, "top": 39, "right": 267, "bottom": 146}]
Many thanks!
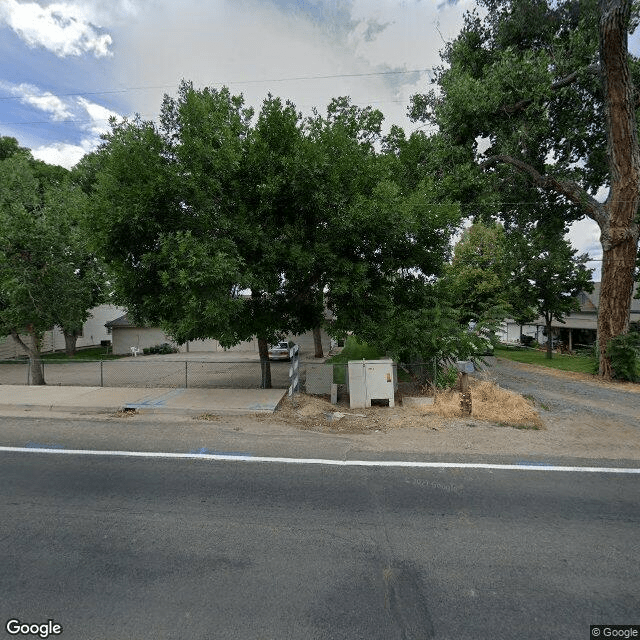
[{"left": 0, "top": 385, "right": 286, "bottom": 416}]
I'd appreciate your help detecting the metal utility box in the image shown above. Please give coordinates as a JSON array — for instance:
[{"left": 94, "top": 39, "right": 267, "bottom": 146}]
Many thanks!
[{"left": 348, "top": 359, "right": 395, "bottom": 409}]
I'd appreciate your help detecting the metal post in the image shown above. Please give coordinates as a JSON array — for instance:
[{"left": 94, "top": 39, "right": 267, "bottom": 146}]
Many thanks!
[
  {"left": 100, "top": 360, "right": 103, "bottom": 387},
  {"left": 27, "top": 360, "right": 31, "bottom": 385},
  {"left": 185, "top": 361, "right": 188, "bottom": 388}
]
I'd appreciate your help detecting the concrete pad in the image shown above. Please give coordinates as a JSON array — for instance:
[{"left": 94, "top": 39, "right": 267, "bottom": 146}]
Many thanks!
[
  {"left": 124, "top": 388, "right": 286, "bottom": 415},
  {"left": 0, "top": 385, "right": 286, "bottom": 416}
]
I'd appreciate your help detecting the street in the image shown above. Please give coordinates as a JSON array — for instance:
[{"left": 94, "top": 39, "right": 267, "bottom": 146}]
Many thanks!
[{"left": 1, "top": 444, "right": 638, "bottom": 640}]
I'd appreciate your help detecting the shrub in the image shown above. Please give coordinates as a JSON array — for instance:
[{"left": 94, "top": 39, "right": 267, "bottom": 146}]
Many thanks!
[
  {"left": 435, "top": 365, "right": 458, "bottom": 390},
  {"left": 606, "top": 333, "right": 640, "bottom": 382},
  {"left": 144, "top": 343, "right": 179, "bottom": 355}
]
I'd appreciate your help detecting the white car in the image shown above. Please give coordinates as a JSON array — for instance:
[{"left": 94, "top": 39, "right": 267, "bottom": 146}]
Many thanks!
[{"left": 268, "top": 341, "right": 299, "bottom": 361}]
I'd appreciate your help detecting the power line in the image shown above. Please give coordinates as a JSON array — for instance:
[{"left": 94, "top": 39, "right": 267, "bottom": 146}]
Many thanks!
[{"left": 0, "top": 68, "right": 435, "bottom": 102}]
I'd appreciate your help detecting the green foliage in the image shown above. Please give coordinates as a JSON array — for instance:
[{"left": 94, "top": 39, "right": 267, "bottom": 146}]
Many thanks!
[
  {"left": 434, "top": 366, "right": 458, "bottom": 390},
  {"left": 442, "top": 222, "right": 512, "bottom": 325},
  {"left": 90, "top": 84, "right": 462, "bottom": 376},
  {"left": 0, "top": 139, "right": 106, "bottom": 361},
  {"left": 606, "top": 332, "right": 640, "bottom": 381},
  {"left": 325, "top": 336, "right": 383, "bottom": 363},
  {"left": 142, "top": 343, "right": 180, "bottom": 355},
  {"left": 411, "top": 0, "right": 640, "bottom": 377}
]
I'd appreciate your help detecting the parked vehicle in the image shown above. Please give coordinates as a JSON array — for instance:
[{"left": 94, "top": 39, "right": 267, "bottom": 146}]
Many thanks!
[{"left": 268, "top": 341, "right": 299, "bottom": 361}]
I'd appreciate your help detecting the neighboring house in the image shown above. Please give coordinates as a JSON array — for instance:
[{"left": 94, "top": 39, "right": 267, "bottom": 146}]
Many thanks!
[
  {"left": 0, "top": 304, "right": 126, "bottom": 360},
  {"left": 105, "top": 313, "right": 333, "bottom": 356},
  {"left": 499, "top": 283, "right": 640, "bottom": 348}
]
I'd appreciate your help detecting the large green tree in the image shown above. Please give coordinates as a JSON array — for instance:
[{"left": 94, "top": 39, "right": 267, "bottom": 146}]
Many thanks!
[
  {"left": 443, "top": 222, "right": 512, "bottom": 325},
  {"left": 412, "top": 0, "right": 640, "bottom": 378},
  {"left": 0, "top": 139, "right": 105, "bottom": 382},
  {"left": 90, "top": 86, "right": 464, "bottom": 380},
  {"left": 297, "top": 99, "right": 463, "bottom": 360},
  {"left": 90, "top": 85, "right": 310, "bottom": 387},
  {"left": 511, "top": 221, "right": 594, "bottom": 358}
]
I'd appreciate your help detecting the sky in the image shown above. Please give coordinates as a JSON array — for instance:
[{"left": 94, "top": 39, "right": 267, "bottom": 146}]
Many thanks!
[{"left": 1, "top": 0, "right": 637, "bottom": 280}]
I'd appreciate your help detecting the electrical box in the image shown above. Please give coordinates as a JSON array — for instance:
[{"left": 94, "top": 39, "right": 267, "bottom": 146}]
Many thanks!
[{"left": 348, "top": 359, "right": 395, "bottom": 409}]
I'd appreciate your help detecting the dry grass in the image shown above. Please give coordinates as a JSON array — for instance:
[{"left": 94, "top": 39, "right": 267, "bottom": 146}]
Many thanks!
[
  {"left": 434, "top": 380, "right": 544, "bottom": 429},
  {"left": 265, "top": 378, "right": 544, "bottom": 433},
  {"left": 193, "top": 413, "right": 221, "bottom": 421}
]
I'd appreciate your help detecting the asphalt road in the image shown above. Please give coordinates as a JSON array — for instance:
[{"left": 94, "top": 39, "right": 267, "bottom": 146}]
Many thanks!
[{"left": 1, "top": 448, "right": 638, "bottom": 640}]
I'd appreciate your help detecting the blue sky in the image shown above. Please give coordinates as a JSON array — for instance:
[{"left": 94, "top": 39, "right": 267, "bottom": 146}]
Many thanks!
[{"left": 1, "top": 0, "right": 638, "bottom": 279}]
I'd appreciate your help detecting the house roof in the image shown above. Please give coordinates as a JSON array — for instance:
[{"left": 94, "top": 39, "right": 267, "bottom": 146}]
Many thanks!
[
  {"left": 588, "top": 282, "right": 640, "bottom": 313},
  {"left": 511, "top": 282, "right": 640, "bottom": 330},
  {"left": 104, "top": 313, "right": 133, "bottom": 328}
]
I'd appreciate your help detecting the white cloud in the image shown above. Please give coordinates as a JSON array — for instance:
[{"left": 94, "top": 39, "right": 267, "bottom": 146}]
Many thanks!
[
  {"left": 77, "top": 96, "right": 120, "bottom": 135},
  {"left": 0, "top": 79, "right": 123, "bottom": 167},
  {"left": 31, "top": 140, "right": 93, "bottom": 168},
  {"left": 0, "top": 81, "right": 73, "bottom": 120},
  {"left": 0, "top": 0, "right": 113, "bottom": 57},
  {"left": 106, "top": 0, "right": 471, "bottom": 135},
  {"left": 566, "top": 217, "right": 602, "bottom": 281}
]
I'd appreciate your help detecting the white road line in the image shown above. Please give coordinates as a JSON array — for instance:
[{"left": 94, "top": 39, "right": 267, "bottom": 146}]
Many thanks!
[{"left": 1, "top": 446, "right": 639, "bottom": 473}]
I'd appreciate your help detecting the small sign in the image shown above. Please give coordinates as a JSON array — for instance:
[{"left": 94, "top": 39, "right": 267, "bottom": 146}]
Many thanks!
[{"left": 455, "top": 360, "right": 474, "bottom": 374}]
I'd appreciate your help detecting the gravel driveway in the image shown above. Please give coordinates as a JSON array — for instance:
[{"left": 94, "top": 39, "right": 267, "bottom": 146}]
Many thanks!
[{"left": 479, "top": 358, "right": 640, "bottom": 426}]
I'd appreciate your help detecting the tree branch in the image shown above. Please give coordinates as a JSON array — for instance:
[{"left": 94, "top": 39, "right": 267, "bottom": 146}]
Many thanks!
[
  {"left": 502, "top": 63, "right": 601, "bottom": 115},
  {"left": 481, "top": 154, "right": 608, "bottom": 228}
]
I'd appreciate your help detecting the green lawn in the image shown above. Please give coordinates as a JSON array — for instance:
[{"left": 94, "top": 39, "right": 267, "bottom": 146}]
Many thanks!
[
  {"left": 495, "top": 345, "right": 597, "bottom": 374},
  {"left": 39, "top": 346, "right": 125, "bottom": 361}
]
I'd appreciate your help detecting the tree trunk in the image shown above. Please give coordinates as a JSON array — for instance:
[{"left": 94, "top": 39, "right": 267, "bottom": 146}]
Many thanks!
[
  {"left": 597, "top": 232, "right": 637, "bottom": 376},
  {"left": 12, "top": 327, "right": 46, "bottom": 385},
  {"left": 257, "top": 337, "right": 272, "bottom": 389},
  {"left": 597, "top": 0, "right": 640, "bottom": 377},
  {"left": 313, "top": 325, "right": 324, "bottom": 358},
  {"left": 545, "top": 317, "right": 553, "bottom": 360},
  {"left": 63, "top": 330, "right": 78, "bottom": 357}
]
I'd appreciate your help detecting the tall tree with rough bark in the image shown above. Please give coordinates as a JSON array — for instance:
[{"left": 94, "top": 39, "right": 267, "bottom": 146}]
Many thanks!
[{"left": 411, "top": 0, "right": 640, "bottom": 378}]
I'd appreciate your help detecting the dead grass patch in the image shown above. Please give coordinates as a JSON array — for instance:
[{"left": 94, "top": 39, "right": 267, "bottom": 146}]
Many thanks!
[
  {"left": 193, "top": 413, "right": 221, "bottom": 421},
  {"left": 434, "top": 380, "right": 544, "bottom": 429},
  {"left": 266, "top": 379, "right": 543, "bottom": 433},
  {"left": 110, "top": 408, "right": 137, "bottom": 418}
]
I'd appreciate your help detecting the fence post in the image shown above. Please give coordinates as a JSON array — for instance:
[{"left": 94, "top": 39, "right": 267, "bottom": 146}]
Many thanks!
[
  {"left": 27, "top": 360, "right": 31, "bottom": 385},
  {"left": 100, "top": 360, "right": 103, "bottom": 387},
  {"left": 185, "top": 361, "right": 188, "bottom": 389}
]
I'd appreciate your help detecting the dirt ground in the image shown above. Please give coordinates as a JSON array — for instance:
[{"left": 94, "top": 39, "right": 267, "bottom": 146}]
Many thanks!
[{"left": 247, "top": 359, "right": 640, "bottom": 461}]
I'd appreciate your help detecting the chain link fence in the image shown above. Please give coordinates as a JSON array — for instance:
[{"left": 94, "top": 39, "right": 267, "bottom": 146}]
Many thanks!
[
  {"left": 0, "top": 357, "right": 440, "bottom": 394},
  {"left": 0, "top": 358, "right": 294, "bottom": 389}
]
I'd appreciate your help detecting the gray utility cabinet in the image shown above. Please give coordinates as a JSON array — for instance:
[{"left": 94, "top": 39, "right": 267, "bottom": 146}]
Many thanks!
[{"left": 348, "top": 359, "right": 395, "bottom": 409}]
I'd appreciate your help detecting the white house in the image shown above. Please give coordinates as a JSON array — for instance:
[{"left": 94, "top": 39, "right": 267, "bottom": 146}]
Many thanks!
[
  {"left": 0, "top": 304, "right": 126, "bottom": 360},
  {"left": 499, "top": 283, "right": 640, "bottom": 348},
  {"left": 104, "top": 313, "right": 333, "bottom": 357}
]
